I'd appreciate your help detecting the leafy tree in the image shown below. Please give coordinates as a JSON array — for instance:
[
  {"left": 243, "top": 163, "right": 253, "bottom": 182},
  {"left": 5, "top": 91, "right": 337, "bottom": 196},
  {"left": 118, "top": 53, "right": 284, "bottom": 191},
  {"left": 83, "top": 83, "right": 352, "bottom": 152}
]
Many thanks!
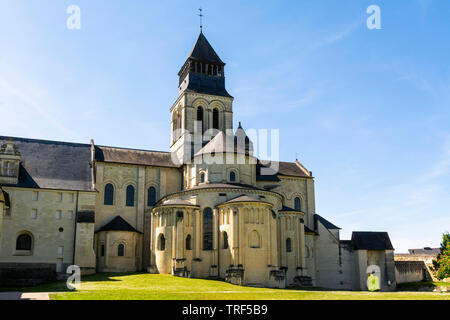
[{"left": 433, "top": 232, "right": 450, "bottom": 280}]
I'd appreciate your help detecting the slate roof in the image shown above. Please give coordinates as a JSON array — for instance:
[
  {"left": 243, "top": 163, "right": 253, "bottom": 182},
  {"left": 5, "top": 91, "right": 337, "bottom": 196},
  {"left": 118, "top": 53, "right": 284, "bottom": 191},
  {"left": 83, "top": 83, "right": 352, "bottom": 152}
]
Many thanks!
[
  {"left": 0, "top": 136, "right": 93, "bottom": 191},
  {"left": 408, "top": 247, "right": 440, "bottom": 255},
  {"left": 95, "top": 146, "right": 180, "bottom": 168},
  {"left": 96, "top": 216, "right": 141, "bottom": 233},
  {"left": 304, "top": 225, "right": 317, "bottom": 234},
  {"left": 188, "top": 183, "right": 264, "bottom": 192},
  {"left": 159, "top": 198, "right": 199, "bottom": 207},
  {"left": 194, "top": 127, "right": 254, "bottom": 157},
  {"left": 351, "top": 232, "right": 394, "bottom": 251},
  {"left": 279, "top": 205, "right": 300, "bottom": 212},
  {"left": 315, "top": 214, "right": 341, "bottom": 230},
  {"left": 257, "top": 160, "right": 312, "bottom": 179},
  {"left": 188, "top": 32, "right": 224, "bottom": 64},
  {"left": 219, "top": 195, "right": 270, "bottom": 206}
]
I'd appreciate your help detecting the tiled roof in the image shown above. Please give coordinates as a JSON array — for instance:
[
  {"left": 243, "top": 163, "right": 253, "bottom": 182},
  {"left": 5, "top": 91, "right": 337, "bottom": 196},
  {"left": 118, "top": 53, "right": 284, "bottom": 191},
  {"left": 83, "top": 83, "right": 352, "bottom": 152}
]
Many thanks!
[
  {"left": 159, "top": 198, "right": 198, "bottom": 207},
  {"left": 257, "top": 160, "right": 312, "bottom": 179},
  {"left": 0, "top": 136, "right": 93, "bottom": 191},
  {"left": 219, "top": 195, "right": 270, "bottom": 206},
  {"left": 280, "top": 205, "right": 300, "bottom": 212},
  {"left": 95, "top": 146, "right": 180, "bottom": 168},
  {"left": 408, "top": 248, "right": 440, "bottom": 255},
  {"left": 315, "top": 214, "right": 341, "bottom": 230},
  {"left": 351, "top": 232, "right": 394, "bottom": 251},
  {"left": 96, "top": 216, "right": 140, "bottom": 233},
  {"left": 194, "top": 128, "right": 253, "bottom": 157}
]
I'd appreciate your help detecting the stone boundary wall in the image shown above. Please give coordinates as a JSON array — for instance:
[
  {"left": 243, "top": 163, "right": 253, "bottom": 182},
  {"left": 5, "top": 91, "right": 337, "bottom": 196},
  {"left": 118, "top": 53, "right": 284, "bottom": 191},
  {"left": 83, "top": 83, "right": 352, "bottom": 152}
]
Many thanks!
[
  {"left": 0, "top": 262, "right": 71, "bottom": 287},
  {"left": 395, "top": 261, "right": 425, "bottom": 284}
]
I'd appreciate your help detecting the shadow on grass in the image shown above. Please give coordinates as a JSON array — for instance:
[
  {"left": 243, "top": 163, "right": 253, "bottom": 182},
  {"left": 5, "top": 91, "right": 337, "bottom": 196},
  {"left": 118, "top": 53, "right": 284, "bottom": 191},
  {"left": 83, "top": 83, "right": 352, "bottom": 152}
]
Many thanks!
[
  {"left": 0, "top": 272, "right": 147, "bottom": 293},
  {"left": 397, "top": 281, "right": 449, "bottom": 291}
]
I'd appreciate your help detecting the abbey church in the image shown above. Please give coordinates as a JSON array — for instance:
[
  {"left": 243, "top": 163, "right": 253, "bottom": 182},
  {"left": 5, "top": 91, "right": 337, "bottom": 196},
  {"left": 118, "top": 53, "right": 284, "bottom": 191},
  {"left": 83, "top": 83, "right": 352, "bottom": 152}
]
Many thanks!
[{"left": 0, "top": 31, "right": 396, "bottom": 291}]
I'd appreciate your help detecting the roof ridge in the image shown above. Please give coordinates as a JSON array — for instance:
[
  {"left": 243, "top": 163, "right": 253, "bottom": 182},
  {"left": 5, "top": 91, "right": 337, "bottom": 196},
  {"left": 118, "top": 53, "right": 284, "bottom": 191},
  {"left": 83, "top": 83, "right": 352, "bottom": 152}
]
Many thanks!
[
  {"left": 0, "top": 135, "right": 90, "bottom": 147},
  {"left": 97, "top": 145, "right": 170, "bottom": 154},
  {"left": 295, "top": 159, "right": 311, "bottom": 176}
]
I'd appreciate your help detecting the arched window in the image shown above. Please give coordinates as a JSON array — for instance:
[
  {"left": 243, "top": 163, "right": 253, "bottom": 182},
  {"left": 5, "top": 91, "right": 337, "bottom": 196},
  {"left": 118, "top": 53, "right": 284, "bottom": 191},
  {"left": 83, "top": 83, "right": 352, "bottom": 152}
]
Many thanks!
[
  {"left": 222, "top": 231, "right": 229, "bottom": 249},
  {"left": 126, "top": 185, "right": 135, "bottom": 207},
  {"left": 229, "top": 171, "right": 236, "bottom": 182},
  {"left": 249, "top": 230, "right": 261, "bottom": 248},
  {"left": 200, "top": 173, "right": 205, "bottom": 183},
  {"left": 186, "top": 235, "right": 192, "bottom": 250},
  {"left": 118, "top": 244, "right": 125, "bottom": 256},
  {"left": 147, "top": 187, "right": 156, "bottom": 206},
  {"left": 197, "top": 107, "right": 204, "bottom": 133},
  {"left": 294, "top": 197, "right": 301, "bottom": 211},
  {"left": 286, "top": 238, "right": 292, "bottom": 252},
  {"left": 158, "top": 234, "right": 166, "bottom": 251},
  {"left": 104, "top": 183, "right": 114, "bottom": 205},
  {"left": 213, "top": 108, "right": 219, "bottom": 130},
  {"left": 16, "top": 233, "right": 32, "bottom": 251},
  {"left": 203, "top": 208, "right": 213, "bottom": 250}
]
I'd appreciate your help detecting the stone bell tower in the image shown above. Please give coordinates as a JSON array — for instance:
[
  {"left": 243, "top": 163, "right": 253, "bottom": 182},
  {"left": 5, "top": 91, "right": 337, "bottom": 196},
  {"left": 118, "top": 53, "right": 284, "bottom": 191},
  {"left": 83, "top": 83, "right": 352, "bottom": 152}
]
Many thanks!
[{"left": 170, "top": 30, "right": 234, "bottom": 164}]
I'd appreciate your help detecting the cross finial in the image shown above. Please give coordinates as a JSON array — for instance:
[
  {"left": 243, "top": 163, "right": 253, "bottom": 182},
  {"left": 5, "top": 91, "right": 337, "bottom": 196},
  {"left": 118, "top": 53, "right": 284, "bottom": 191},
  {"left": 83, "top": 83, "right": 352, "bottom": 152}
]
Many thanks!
[{"left": 198, "top": 7, "right": 204, "bottom": 33}]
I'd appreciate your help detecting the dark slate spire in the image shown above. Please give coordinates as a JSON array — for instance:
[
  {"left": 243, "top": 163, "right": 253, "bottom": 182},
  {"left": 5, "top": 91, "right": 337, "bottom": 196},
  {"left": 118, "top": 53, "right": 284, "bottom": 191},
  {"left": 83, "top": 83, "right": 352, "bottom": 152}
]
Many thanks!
[
  {"left": 188, "top": 32, "right": 224, "bottom": 65},
  {"left": 178, "top": 32, "right": 232, "bottom": 98}
]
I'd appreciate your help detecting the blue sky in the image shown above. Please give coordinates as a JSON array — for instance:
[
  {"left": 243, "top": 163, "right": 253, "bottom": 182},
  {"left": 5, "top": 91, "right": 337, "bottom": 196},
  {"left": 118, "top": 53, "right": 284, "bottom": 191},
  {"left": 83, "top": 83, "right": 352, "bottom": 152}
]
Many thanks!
[{"left": 1, "top": 0, "right": 449, "bottom": 252}]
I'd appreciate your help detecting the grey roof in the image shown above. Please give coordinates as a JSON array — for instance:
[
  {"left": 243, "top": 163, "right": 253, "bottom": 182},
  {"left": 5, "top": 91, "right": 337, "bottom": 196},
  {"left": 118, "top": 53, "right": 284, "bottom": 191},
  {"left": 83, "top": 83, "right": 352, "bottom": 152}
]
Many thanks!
[
  {"left": 315, "top": 214, "right": 341, "bottom": 230},
  {"left": 77, "top": 211, "right": 95, "bottom": 223},
  {"left": 408, "top": 248, "right": 440, "bottom": 255},
  {"left": 189, "top": 182, "right": 264, "bottom": 192},
  {"left": 0, "top": 136, "right": 93, "bottom": 191},
  {"left": 351, "top": 232, "right": 394, "bottom": 251},
  {"left": 219, "top": 195, "right": 270, "bottom": 206},
  {"left": 159, "top": 198, "right": 199, "bottom": 207},
  {"left": 95, "top": 146, "right": 180, "bottom": 168},
  {"left": 280, "top": 205, "right": 300, "bottom": 212},
  {"left": 194, "top": 128, "right": 254, "bottom": 157},
  {"left": 96, "top": 216, "right": 141, "bottom": 233},
  {"left": 304, "top": 225, "right": 317, "bottom": 234},
  {"left": 257, "top": 160, "right": 312, "bottom": 179},
  {"left": 188, "top": 32, "right": 224, "bottom": 64}
]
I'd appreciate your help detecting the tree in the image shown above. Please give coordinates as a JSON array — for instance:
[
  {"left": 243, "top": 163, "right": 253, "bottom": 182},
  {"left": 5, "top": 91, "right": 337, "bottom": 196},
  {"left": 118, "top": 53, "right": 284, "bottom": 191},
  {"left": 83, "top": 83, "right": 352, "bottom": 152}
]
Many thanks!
[{"left": 433, "top": 232, "right": 450, "bottom": 280}]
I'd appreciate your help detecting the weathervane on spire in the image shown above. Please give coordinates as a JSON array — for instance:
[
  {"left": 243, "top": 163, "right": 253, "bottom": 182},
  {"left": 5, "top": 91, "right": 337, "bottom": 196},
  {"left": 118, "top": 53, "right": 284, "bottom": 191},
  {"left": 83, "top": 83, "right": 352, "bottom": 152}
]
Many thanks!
[{"left": 198, "top": 7, "right": 204, "bottom": 32}]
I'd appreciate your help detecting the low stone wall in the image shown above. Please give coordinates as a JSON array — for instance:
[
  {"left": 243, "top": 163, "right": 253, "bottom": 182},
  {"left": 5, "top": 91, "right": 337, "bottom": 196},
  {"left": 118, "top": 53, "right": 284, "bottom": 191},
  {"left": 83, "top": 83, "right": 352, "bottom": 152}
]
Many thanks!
[
  {"left": 0, "top": 262, "right": 70, "bottom": 287},
  {"left": 395, "top": 261, "right": 425, "bottom": 284}
]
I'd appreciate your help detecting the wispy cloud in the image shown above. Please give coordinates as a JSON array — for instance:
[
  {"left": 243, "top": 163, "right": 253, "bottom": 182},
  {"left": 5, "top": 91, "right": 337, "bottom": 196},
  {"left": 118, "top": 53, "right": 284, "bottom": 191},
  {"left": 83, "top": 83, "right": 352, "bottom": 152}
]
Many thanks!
[{"left": 307, "top": 19, "right": 362, "bottom": 53}]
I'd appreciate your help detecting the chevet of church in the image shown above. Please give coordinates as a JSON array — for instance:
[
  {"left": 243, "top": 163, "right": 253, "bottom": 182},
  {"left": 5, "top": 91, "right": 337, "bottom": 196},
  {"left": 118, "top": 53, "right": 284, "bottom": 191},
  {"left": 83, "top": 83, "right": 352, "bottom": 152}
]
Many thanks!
[{"left": 0, "top": 30, "right": 396, "bottom": 291}]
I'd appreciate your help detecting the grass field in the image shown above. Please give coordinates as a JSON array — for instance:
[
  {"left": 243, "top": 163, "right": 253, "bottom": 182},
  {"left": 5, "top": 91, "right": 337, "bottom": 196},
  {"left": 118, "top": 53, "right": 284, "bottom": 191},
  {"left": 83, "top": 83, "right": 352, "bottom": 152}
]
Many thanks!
[{"left": 2, "top": 273, "right": 450, "bottom": 300}]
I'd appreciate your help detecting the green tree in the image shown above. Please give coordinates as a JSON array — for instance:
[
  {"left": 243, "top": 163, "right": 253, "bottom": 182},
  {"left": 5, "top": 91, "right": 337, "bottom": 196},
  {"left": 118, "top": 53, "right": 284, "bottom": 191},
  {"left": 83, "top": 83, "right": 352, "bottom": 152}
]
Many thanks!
[{"left": 433, "top": 232, "right": 450, "bottom": 280}]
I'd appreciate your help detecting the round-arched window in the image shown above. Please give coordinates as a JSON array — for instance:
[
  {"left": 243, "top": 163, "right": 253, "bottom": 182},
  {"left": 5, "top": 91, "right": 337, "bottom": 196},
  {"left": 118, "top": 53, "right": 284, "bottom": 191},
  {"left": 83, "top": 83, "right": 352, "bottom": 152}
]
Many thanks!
[
  {"left": 158, "top": 234, "right": 166, "bottom": 251},
  {"left": 118, "top": 244, "right": 125, "bottom": 257},
  {"left": 16, "top": 233, "right": 32, "bottom": 251},
  {"left": 104, "top": 183, "right": 114, "bottom": 205},
  {"left": 229, "top": 171, "right": 236, "bottom": 182},
  {"left": 126, "top": 185, "right": 135, "bottom": 207},
  {"left": 286, "top": 238, "right": 292, "bottom": 252},
  {"left": 294, "top": 197, "right": 301, "bottom": 211}
]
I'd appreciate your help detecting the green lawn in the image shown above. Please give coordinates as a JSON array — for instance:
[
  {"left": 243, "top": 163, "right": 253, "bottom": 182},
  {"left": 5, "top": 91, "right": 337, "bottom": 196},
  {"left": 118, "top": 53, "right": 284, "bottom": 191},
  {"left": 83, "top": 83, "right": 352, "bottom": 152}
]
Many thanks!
[{"left": 3, "top": 273, "right": 450, "bottom": 300}]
